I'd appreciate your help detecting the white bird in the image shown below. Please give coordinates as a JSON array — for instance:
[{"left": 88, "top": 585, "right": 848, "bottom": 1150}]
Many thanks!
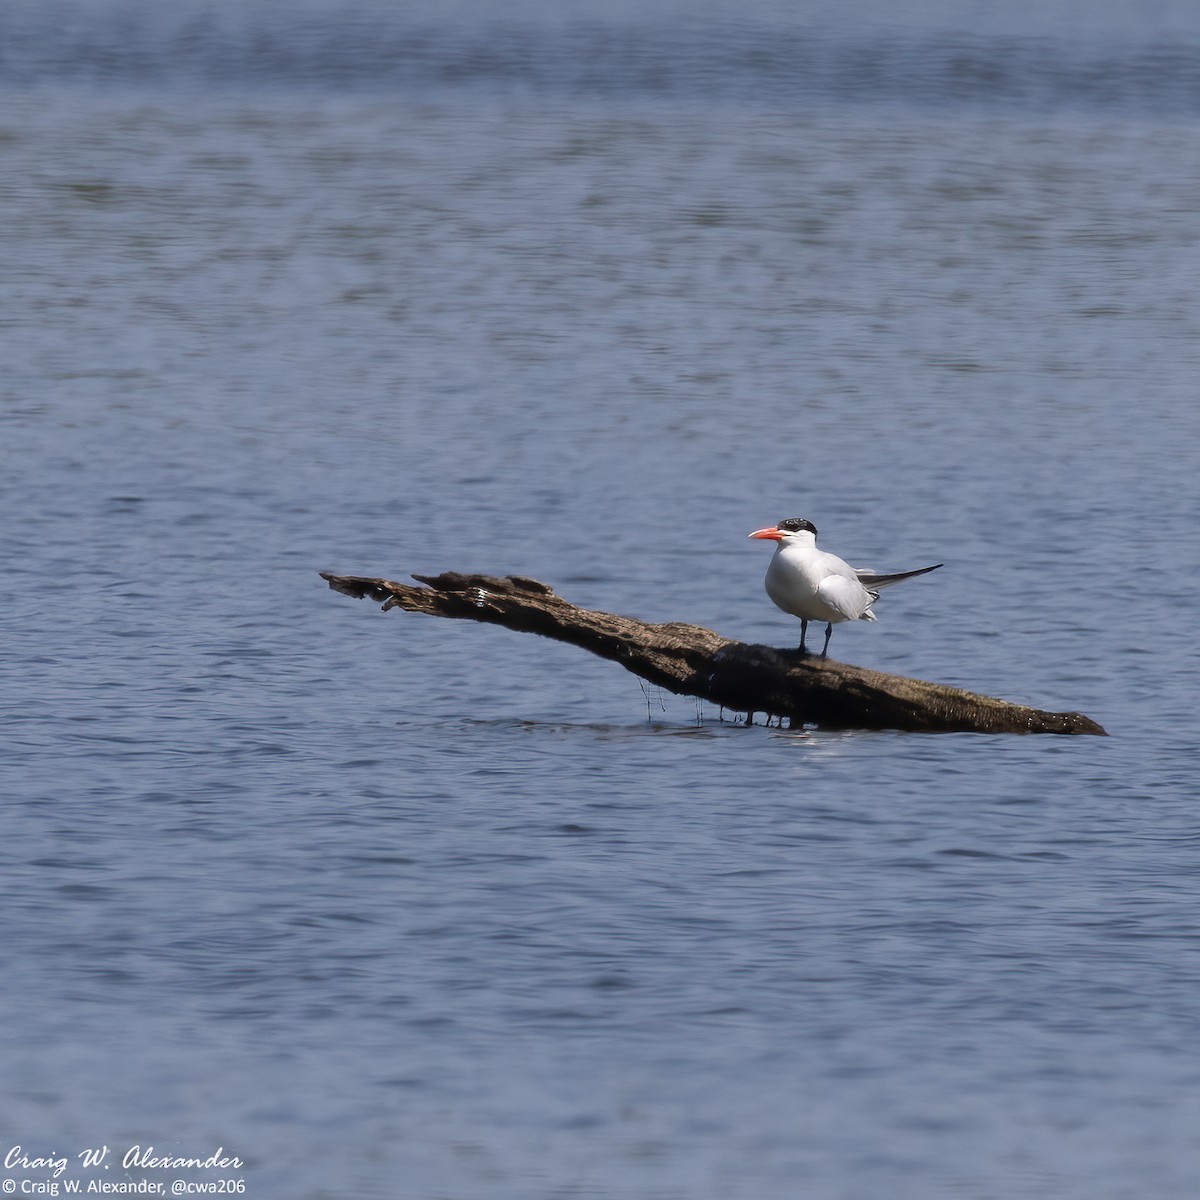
[{"left": 748, "top": 518, "right": 942, "bottom": 658}]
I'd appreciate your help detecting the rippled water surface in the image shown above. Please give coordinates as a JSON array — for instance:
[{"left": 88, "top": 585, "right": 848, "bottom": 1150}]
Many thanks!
[{"left": 2, "top": 3, "right": 1199, "bottom": 1197}]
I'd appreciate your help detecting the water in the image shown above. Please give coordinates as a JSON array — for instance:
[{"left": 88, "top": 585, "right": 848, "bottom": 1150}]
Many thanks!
[{"left": 2, "top": 3, "right": 1199, "bottom": 1197}]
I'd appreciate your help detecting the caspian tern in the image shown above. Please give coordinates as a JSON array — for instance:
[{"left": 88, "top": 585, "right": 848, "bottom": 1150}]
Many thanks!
[{"left": 748, "top": 518, "right": 942, "bottom": 658}]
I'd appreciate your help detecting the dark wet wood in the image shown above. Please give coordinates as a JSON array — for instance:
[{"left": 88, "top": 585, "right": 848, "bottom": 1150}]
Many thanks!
[{"left": 320, "top": 571, "right": 1106, "bottom": 736}]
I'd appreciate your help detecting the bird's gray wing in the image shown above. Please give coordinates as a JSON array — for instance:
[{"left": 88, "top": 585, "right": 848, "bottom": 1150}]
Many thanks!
[
  {"left": 855, "top": 563, "right": 943, "bottom": 590},
  {"left": 816, "top": 574, "right": 874, "bottom": 621}
]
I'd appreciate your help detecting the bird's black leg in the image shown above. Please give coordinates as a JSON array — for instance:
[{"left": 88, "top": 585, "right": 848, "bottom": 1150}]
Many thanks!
[
  {"left": 798, "top": 619, "right": 808, "bottom": 655},
  {"left": 821, "top": 623, "right": 833, "bottom": 659}
]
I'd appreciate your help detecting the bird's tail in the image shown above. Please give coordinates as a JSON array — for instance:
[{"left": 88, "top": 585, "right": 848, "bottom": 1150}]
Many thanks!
[{"left": 856, "top": 563, "right": 943, "bottom": 590}]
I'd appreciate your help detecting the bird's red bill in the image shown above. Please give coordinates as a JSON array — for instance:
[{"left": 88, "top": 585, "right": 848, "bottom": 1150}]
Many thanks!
[{"left": 748, "top": 526, "right": 784, "bottom": 540}]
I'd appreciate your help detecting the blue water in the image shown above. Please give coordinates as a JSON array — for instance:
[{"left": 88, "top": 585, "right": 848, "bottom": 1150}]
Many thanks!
[{"left": 2, "top": 3, "right": 1199, "bottom": 1197}]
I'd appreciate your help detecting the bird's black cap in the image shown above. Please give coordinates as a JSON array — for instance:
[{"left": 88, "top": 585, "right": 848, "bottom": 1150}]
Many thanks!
[{"left": 777, "top": 518, "right": 817, "bottom": 535}]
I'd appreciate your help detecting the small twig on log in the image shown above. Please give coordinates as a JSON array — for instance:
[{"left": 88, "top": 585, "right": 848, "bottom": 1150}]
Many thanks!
[{"left": 320, "top": 571, "right": 1106, "bottom": 736}]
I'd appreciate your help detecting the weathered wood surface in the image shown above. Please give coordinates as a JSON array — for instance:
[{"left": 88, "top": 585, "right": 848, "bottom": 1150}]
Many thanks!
[{"left": 320, "top": 571, "right": 1106, "bottom": 736}]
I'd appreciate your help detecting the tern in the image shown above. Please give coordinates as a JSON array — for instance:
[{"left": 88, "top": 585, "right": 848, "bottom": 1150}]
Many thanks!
[{"left": 748, "top": 517, "right": 942, "bottom": 658}]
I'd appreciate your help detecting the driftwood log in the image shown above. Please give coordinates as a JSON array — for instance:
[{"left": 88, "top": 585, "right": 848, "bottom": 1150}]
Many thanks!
[{"left": 321, "top": 571, "right": 1106, "bottom": 736}]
